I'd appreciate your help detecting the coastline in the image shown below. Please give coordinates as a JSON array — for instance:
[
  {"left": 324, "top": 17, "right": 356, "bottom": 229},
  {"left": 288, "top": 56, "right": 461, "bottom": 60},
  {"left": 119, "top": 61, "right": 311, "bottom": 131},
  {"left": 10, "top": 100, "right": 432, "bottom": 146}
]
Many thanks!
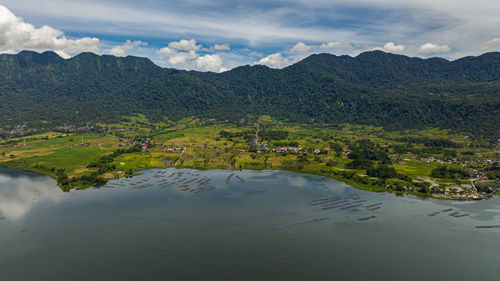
[
  {"left": 1, "top": 122, "right": 497, "bottom": 200},
  {"left": 2, "top": 162, "right": 496, "bottom": 200}
]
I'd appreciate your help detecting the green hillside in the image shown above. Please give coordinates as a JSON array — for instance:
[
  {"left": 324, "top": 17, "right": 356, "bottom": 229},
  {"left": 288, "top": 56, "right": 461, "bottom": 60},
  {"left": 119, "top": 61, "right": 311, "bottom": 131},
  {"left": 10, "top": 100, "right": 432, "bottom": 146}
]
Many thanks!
[{"left": 0, "top": 50, "right": 499, "bottom": 136}]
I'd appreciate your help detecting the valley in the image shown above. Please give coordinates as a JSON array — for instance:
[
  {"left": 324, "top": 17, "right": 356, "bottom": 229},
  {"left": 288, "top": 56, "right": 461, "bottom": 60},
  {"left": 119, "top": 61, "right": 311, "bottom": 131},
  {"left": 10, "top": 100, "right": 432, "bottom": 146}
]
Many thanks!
[{"left": 1, "top": 115, "right": 498, "bottom": 199}]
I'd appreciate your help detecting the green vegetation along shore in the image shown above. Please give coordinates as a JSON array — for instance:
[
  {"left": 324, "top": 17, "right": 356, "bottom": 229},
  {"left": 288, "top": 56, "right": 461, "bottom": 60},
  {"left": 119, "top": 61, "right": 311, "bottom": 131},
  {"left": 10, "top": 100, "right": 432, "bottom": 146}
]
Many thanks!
[{"left": 1, "top": 115, "right": 498, "bottom": 200}]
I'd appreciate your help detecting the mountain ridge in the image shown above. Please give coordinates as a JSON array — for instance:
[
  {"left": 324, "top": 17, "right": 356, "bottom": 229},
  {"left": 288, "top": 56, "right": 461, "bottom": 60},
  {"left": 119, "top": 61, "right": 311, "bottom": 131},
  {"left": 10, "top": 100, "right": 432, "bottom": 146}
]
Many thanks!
[
  {"left": 6, "top": 49, "right": 500, "bottom": 70},
  {"left": 0, "top": 50, "right": 498, "bottom": 136}
]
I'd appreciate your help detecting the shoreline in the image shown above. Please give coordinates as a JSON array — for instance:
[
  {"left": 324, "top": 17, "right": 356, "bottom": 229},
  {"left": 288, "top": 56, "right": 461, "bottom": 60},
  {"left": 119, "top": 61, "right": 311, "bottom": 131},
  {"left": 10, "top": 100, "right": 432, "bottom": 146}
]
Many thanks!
[{"left": 2, "top": 163, "right": 496, "bottom": 200}]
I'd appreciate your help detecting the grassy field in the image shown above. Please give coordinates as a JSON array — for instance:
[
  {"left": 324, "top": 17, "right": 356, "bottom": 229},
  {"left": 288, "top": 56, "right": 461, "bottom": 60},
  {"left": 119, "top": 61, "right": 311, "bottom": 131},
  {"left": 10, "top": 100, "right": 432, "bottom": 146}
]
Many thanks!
[
  {"left": 394, "top": 161, "right": 439, "bottom": 177},
  {"left": 1, "top": 117, "right": 498, "bottom": 198}
]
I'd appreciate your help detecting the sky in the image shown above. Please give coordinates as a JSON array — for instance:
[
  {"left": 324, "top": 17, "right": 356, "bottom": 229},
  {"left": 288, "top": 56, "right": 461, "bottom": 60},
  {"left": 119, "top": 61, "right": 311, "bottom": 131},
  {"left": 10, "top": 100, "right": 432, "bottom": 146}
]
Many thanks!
[{"left": 1, "top": 0, "right": 500, "bottom": 72}]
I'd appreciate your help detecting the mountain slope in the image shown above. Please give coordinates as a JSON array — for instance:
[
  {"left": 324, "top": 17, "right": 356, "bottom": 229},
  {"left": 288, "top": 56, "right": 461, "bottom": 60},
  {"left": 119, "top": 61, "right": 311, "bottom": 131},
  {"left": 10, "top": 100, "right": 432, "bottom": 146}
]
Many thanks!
[{"left": 0, "top": 50, "right": 499, "bottom": 135}]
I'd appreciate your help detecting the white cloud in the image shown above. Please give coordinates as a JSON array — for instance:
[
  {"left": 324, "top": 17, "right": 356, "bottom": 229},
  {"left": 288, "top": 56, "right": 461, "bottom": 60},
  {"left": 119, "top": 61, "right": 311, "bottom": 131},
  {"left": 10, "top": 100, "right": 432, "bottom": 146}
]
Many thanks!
[
  {"left": 483, "top": 38, "right": 500, "bottom": 50},
  {"left": 291, "top": 41, "right": 311, "bottom": 53},
  {"left": 108, "top": 40, "right": 147, "bottom": 57},
  {"left": 292, "top": 55, "right": 309, "bottom": 64},
  {"left": 0, "top": 1, "right": 362, "bottom": 46},
  {"left": 320, "top": 42, "right": 352, "bottom": 49},
  {"left": 167, "top": 50, "right": 199, "bottom": 66},
  {"left": 256, "top": 53, "right": 289, "bottom": 69},
  {"left": 373, "top": 42, "right": 405, "bottom": 54},
  {"left": 4, "top": 0, "right": 497, "bottom": 65},
  {"left": 0, "top": 5, "right": 100, "bottom": 58},
  {"left": 195, "top": 54, "right": 226, "bottom": 72},
  {"left": 417, "top": 43, "right": 451, "bottom": 54},
  {"left": 157, "top": 39, "right": 204, "bottom": 68},
  {"left": 3, "top": 0, "right": 500, "bottom": 60},
  {"left": 213, "top": 44, "right": 230, "bottom": 51},
  {"left": 156, "top": 46, "right": 177, "bottom": 59},
  {"left": 0, "top": 173, "right": 63, "bottom": 221},
  {"left": 202, "top": 43, "right": 231, "bottom": 52},
  {"left": 249, "top": 51, "right": 264, "bottom": 57},
  {"left": 157, "top": 40, "right": 230, "bottom": 71},
  {"left": 168, "top": 39, "right": 201, "bottom": 51}
]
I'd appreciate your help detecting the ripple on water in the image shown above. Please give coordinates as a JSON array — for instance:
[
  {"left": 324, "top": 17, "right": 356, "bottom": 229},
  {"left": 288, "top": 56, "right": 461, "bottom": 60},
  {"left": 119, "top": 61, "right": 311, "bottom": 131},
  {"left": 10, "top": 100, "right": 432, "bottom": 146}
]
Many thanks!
[{"left": 0, "top": 168, "right": 499, "bottom": 281}]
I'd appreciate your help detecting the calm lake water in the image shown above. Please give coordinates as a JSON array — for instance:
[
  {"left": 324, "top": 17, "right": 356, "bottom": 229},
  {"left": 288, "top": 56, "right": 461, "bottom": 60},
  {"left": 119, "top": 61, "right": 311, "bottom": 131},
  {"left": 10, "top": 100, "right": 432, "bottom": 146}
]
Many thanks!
[{"left": 1, "top": 166, "right": 499, "bottom": 281}]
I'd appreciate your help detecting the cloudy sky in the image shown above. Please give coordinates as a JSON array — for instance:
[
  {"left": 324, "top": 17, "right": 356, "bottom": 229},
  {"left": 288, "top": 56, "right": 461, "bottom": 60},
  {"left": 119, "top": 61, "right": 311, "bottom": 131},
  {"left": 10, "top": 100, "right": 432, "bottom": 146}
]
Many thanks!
[{"left": 1, "top": 0, "right": 499, "bottom": 72}]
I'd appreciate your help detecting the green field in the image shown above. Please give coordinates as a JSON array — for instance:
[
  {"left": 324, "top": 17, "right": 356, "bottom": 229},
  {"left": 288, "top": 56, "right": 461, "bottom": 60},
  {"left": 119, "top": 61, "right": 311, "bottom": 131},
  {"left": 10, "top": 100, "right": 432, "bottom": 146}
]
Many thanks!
[{"left": 1, "top": 117, "right": 498, "bottom": 199}]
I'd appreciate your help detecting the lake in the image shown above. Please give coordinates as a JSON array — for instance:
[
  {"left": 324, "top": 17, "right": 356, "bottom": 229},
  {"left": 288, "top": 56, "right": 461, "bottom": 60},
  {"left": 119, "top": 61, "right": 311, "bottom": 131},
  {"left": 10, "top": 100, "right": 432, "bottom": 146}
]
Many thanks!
[{"left": 1, "top": 166, "right": 499, "bottom": 281}]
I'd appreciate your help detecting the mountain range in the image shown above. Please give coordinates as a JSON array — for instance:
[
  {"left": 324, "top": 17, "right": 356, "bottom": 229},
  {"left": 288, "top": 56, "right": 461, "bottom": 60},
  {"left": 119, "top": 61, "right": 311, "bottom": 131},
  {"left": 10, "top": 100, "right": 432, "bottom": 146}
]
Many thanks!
[{"left": 0, "top": 50, "right": 499, "bottom": 135}]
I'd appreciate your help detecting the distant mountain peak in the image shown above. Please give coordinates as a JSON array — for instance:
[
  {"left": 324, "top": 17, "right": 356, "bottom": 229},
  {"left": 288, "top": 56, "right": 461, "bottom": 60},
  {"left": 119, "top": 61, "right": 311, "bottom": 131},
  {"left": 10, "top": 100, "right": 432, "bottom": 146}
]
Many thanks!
[
  {"left": 73, "top": 52, "right": 100, "bottom": 59},
  {"left": 0, "top": 49, "right": 498, "bottom": 135}
]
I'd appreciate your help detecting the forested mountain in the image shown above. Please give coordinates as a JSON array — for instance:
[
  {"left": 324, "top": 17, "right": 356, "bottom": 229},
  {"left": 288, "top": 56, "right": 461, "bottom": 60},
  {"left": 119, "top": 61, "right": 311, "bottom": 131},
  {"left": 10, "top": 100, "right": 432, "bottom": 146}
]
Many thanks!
[{"left": 0, "top": 50, "right": 499, "bottom": 135}]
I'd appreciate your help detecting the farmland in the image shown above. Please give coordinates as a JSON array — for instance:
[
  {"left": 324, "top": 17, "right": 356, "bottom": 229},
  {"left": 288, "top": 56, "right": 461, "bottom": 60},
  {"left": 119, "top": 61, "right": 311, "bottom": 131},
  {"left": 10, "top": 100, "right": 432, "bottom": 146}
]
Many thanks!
[{"left": 1, "top": 116, "right": 498, "bottom": 199}]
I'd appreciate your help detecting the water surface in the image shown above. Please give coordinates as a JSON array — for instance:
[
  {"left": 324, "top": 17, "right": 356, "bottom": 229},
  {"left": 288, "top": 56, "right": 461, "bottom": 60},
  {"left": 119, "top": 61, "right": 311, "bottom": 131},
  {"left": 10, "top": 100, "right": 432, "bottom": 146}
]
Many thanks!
[{"left": 1, "top": 166, "right": 499, "bottom": 281}]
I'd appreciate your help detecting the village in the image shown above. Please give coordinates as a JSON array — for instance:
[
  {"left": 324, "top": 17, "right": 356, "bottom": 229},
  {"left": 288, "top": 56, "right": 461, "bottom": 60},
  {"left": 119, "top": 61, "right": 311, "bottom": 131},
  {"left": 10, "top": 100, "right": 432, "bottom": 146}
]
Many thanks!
[{"left": 0, "top": 117, "right": 498, "bottom": 199}]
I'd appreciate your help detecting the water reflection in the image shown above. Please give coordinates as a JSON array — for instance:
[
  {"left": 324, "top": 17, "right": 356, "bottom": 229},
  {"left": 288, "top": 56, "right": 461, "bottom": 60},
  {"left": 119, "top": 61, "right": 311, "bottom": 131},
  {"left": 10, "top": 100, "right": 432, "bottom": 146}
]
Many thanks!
[
  {"left": 0, "top": 167, "right": 62, "bottom": 220},
  {"left": 287, "top": 175, "right": 307, "bottom": 188},
  {"left": 0, "top": 167, "right": 499, "bottom": 281}
]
